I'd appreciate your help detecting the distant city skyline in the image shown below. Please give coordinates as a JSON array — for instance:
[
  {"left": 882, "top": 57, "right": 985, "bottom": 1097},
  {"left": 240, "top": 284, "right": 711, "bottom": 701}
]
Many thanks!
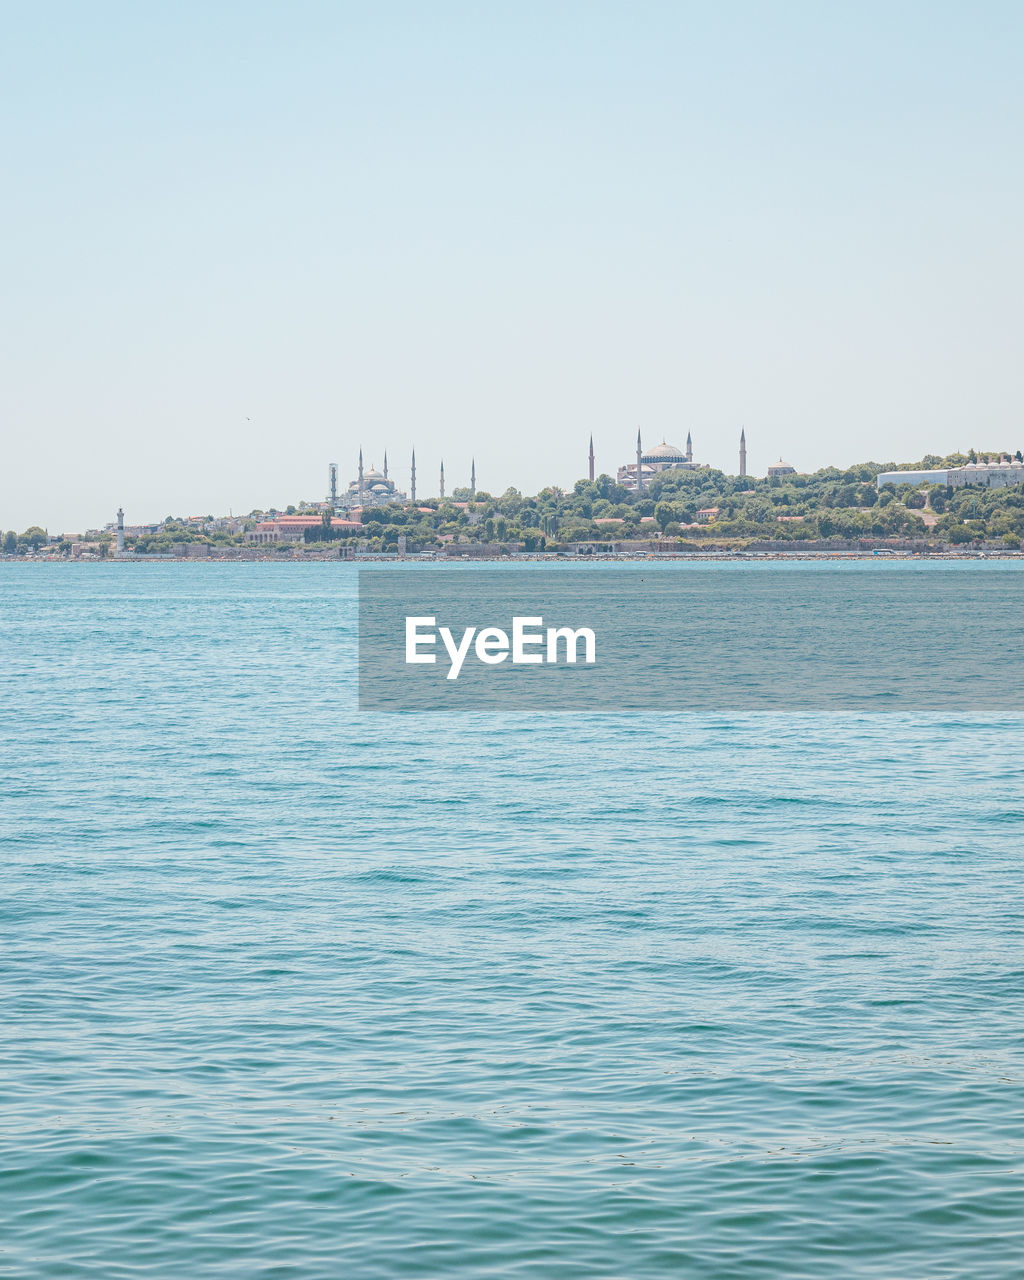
[
  {"left": 16, "top": 429, "right": 1024, "bottom": 534},
  {"left": 3, "top": 2, "right": 1023, "bottom": 530}
]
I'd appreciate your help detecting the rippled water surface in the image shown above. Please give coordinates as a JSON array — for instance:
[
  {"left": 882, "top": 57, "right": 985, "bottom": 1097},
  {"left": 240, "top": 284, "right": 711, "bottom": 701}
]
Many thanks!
[{"left": 2, "top": 563, "right": 1023, "bottom": 1278}]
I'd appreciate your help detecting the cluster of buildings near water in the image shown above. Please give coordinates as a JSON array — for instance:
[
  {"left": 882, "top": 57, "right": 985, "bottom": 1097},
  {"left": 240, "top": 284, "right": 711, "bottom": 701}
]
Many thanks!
[
  {"left": 240, "top": 430, "right": 796, "bottom": 544},
  {"left": 23, "top": 429, "right": 1024, "bottom": 558}
]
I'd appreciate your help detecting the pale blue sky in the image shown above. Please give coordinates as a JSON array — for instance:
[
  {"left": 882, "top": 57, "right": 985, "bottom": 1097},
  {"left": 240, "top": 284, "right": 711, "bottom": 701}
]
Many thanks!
[{"left": 2, "top": 1, "right": 1022, "bottom": 530}]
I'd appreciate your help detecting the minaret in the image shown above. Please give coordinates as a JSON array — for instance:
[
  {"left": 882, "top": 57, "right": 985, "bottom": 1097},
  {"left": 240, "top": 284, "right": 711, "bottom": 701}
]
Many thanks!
[
  {"left": 328, "top": 463, "right": 338, "bottom": 508},
  {"left": 439, "top": 459, "right": 445, "bottom": 501},
  {"left": 636, "top": 428, "right": 643, "bottom": 492},
  {"left": 116, "top": 507, "right": 124, "bottom": 555},
  {"left": 739, "top": 429, "right": 747, "bottom": 478},
  {"left": 589, "top": 434, "right": 595, "bottom": 482},
  {"left": 470, "top": 458, "right": 476, "bottom": 498},
  {"left": 383, "top": 451, "right": 388, "bottom": 481},
  {"left": 686, "top": 432, "right": 693, "bottom": 463},
  {"left": 358, "top": 448, "right": 364, "bottom": 509},
  {"left": 410, "top": 449, "right": 416, "bottom": 505}
]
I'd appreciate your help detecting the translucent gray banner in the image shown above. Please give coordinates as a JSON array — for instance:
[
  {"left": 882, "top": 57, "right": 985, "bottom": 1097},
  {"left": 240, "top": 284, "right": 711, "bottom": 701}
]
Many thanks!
[{"left": 358, "top": 566, "right": 1024, "bottom": 711}]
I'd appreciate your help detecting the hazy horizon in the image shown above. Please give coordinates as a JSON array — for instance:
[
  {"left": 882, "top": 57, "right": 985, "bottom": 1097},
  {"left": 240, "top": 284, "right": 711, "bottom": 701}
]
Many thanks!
[{"left": 3, "top": 1, "right": 1022, "bottom": 532}]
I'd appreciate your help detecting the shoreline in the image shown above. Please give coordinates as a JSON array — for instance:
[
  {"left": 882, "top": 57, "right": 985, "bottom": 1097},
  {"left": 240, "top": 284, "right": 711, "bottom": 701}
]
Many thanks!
[{"left": 6, "top": 550, "right": 1024, "bottom": 565}]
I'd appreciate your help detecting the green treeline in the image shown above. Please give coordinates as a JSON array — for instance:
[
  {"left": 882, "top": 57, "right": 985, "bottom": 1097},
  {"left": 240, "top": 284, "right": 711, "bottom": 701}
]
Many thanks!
[
  {"left": 7, "top": 451, "right": 1024, "bottom": 556},
  {"left": 302, "top": 455, "right": 1024, "bottom": 552}
]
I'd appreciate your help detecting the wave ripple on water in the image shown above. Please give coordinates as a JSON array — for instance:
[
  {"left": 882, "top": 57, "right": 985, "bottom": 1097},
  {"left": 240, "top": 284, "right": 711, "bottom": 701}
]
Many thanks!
[{"left": 1, "top": 564, "right": 1023, "bottom": 1278}]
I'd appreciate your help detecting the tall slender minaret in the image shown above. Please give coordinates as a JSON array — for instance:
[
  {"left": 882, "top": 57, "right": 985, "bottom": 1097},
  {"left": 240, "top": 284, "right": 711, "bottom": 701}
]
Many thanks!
[
  {"left": 410, "top": 449, "right": 416, "bottom": 504},
  {"left": 470, "top": 458, "right": 476, "bottom": 498},
  {"left": 328, "top": 463, "right": 338, "bottom": 507},
  {"left": 116, "top": 507, "right": 124, "bottom": 555},
  {"left": 589, "top": 434, "right": 595, "bottom": 482},
  {"left": 739, "top": 429, "right": 747, "bottom": 478},
  {"left": 439, "top": 459, "right": 445, "bottom": 501},
  {"left": 358, "top": 448, "right": 364, "bottom": 508},
  {"left": 686, "top": 431, "right": 693, "bottom": 463},
  {"left": 636, "top": 428, "right": 643, "bottom": 492}
]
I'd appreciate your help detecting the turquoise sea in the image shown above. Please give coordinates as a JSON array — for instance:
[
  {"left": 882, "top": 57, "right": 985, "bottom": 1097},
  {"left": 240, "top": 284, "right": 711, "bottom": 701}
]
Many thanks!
[{"left": 2, "top": 562, "right": 1023, "bottom": 1278}]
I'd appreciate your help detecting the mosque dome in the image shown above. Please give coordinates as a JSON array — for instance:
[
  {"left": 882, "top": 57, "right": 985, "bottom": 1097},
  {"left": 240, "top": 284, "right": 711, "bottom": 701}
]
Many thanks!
[{"left": 641, "top": 440, "right": 688, "bottom": 464}]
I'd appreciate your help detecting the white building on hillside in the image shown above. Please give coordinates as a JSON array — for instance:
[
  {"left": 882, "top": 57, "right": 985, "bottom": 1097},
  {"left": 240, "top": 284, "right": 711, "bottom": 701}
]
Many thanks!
[{"left": 877, "top": 457, "right": 1024, "bottom": 490}]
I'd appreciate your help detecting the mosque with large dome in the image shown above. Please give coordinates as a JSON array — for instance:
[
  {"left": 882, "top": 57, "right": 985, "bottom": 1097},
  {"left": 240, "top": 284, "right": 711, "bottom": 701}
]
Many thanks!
[
  {"left": 332, "top": 448, "right": 477, "bottom": 510},
  {"left": 616, "top": 431, "right": 701, "bottom": 491},
  {"left": 339, "top": 450, "right": 407, "bottom": 509},
  {"left": 615, "top": 428, "right": 748, "bottom": 490}
]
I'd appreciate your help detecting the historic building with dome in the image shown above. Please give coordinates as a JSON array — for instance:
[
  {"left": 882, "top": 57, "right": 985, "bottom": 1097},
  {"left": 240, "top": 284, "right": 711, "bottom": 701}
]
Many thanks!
[
  {"left": 615, "top": 428, "right": 750, "bottom": 490},
  {"left": 338, "top": 450, "right": 407, "bottom": 509},
  {"left": 616, "top": 430, "right": 703, "bottom": 491}
]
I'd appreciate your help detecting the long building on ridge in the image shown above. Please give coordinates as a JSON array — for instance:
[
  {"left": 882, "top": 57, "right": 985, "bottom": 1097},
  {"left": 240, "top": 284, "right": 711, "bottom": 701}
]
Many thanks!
[{"left": 877, "top": 457, "right": 1024, "bottom": 490}]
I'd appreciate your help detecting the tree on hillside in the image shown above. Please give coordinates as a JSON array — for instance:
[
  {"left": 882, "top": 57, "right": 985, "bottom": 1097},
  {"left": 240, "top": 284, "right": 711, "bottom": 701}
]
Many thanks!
[
  {"left": 21, "top": 526, "right": 48, "bottom": 550},
  {"left": 654, "top": 501, "right": 676, "bottom": 532}
]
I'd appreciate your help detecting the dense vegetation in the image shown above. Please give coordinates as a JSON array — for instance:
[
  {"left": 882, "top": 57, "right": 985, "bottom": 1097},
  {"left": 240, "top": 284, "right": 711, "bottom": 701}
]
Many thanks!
[
  {"left": 313, "top": 452, "right": 1024, "bottom": 551},
  {"left": 7, "top": 451, "right": 1024, "bottom": 555}
]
